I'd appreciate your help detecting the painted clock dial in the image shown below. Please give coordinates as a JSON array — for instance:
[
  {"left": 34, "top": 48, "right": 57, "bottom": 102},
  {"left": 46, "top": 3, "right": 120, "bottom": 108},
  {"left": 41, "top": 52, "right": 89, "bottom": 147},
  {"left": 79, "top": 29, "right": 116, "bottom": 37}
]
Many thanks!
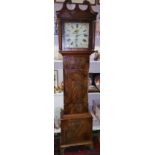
[{"left": 64, "top": 22, "right": 89, "bottom": 48}]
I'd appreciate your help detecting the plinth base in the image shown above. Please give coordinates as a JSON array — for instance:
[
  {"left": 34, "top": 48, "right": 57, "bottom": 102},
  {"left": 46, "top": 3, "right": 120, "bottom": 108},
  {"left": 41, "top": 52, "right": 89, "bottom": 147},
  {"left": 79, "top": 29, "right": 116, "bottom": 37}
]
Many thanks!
[{"left": 60, "top": 113, "right": 93, "bottom": 154}]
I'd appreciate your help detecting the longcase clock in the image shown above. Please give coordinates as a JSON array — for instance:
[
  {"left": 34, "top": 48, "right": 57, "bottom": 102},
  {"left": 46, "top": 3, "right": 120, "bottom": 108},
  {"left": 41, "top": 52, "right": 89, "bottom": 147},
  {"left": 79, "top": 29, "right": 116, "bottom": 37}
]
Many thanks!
[{"left": 56, "top": 0, "right": 97, "bottom": 154}]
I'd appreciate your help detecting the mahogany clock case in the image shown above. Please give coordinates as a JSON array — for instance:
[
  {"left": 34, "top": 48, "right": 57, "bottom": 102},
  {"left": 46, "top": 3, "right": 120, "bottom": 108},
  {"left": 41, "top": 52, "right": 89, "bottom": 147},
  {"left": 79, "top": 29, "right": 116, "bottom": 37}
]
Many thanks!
[{"left": 54, "top": 1, "right": 100, "bottom": 153}]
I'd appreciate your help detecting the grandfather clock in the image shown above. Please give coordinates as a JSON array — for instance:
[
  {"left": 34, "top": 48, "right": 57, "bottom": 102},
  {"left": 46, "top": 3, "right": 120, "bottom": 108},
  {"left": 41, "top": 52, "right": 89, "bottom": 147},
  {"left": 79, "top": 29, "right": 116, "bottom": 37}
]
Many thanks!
[{"left": 56, "top": 0, "right": 97, "bottom": 153}]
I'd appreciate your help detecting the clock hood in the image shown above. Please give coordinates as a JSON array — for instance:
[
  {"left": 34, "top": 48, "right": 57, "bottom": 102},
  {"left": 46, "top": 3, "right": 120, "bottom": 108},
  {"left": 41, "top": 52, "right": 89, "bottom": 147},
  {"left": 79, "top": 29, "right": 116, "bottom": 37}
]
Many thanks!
[{"left": 56, "top": 0, "right": 97, "bottom": 21}]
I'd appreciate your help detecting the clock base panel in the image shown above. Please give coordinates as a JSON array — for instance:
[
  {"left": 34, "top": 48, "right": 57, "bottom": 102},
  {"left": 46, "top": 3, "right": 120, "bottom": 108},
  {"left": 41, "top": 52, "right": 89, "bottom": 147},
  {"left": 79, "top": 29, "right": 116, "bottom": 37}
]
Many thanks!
[{"left": 60, "top": 113, "right": 93, "bottom": 153}]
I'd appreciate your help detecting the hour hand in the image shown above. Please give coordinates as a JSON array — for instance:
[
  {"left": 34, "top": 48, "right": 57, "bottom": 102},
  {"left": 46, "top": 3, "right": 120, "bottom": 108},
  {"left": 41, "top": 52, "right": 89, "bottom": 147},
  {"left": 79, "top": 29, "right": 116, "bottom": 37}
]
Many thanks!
[{"left": 73, "top": 29, "right": 79, "bottom": 33}]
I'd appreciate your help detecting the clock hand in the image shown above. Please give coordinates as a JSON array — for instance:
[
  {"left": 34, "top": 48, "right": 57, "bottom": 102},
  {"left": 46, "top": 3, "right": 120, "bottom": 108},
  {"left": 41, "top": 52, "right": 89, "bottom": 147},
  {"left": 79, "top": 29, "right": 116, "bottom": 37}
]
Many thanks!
[
  {"left": 73, "top": 29, "right": 79, "bottom": 33},
  {"left": 75, "top": 34, "right": 88, "bottom": 37}
]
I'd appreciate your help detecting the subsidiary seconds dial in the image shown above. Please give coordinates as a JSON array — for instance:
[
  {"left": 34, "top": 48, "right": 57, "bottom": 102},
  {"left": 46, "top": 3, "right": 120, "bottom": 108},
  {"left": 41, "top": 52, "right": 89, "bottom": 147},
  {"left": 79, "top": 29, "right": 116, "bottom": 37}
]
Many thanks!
[{"left": 64, "top": 22, "right": 89, "bottom": 48}]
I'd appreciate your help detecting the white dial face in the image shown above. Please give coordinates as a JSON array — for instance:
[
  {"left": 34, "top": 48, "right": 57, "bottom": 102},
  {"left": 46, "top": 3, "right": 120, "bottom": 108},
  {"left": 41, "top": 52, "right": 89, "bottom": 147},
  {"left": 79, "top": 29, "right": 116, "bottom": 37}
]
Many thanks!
[{"left": 64, "top": 22, "right": 89, "bottom": 48}]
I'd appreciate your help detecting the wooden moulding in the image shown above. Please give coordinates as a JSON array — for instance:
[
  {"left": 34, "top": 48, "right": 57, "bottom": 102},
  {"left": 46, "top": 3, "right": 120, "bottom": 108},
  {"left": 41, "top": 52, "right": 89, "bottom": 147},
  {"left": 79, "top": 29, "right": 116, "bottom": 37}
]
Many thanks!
[
  {"left": 56, "top": 0, "right": 97, "bottom": 20},
  {"left": 62, "top": 112, "right": 92, "bottom": 119},
  {"left": 59, "top": 50, "right": 95, "bottom": 55}
]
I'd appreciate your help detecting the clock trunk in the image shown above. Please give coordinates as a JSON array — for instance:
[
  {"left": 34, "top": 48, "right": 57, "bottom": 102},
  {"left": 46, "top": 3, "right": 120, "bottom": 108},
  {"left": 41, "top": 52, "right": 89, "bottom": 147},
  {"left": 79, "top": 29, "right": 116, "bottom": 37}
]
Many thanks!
[{"left": 63, "top": 55, "right": 89, "bottom": 114}]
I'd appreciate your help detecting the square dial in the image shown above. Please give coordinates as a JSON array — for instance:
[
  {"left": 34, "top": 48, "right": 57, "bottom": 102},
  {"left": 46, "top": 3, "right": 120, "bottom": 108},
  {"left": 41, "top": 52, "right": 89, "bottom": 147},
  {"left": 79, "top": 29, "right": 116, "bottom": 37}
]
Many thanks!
[{"left": 64, "top": 22, "right": 89, "bottom": 48}]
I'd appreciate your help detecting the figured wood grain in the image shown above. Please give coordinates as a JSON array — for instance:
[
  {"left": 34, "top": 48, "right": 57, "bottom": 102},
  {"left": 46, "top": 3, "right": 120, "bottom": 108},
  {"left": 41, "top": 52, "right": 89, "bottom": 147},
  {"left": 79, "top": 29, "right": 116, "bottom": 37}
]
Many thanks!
[
  {"left": 64, "top": 69, "right": 88, "bottom": 113},
  {"left": 63, "top": 56, "right": 89, "bottom": 114},
  {"left": 63, "top": 55, "right": 89, "bottom": 69},
  {"left": 61, "top": 113, "right": 92, "bottom": 145}
]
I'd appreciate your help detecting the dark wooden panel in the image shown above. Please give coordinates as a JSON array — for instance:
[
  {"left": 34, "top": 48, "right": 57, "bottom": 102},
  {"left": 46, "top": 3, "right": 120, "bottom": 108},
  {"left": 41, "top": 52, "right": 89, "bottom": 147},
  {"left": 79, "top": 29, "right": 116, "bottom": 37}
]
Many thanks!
[
  {"left": 63, "top": 55, "right": 89, "bottom": 70},
  {"left": 64, "top": 68, "right": 88, "bottom": 114},
  {"left": 63, "top": 55, "right": 89, "bottom": 114},
  {"left": 61, "top": 113, "right": 92, "bottom": 145}
]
